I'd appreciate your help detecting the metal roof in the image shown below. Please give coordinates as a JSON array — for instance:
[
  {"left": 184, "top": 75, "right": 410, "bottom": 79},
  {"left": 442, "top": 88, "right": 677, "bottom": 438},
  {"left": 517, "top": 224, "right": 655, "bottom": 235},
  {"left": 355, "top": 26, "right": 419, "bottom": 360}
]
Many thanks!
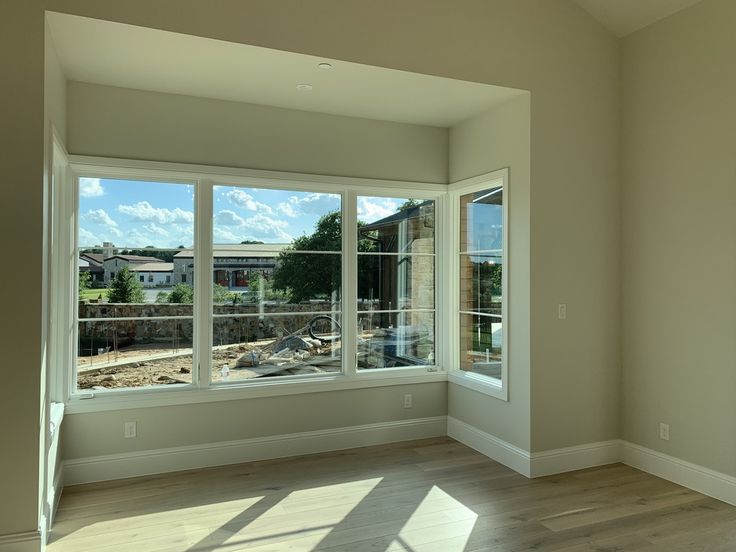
[{"left": 129, "top": 262, "right": 174, "bottom": 272}]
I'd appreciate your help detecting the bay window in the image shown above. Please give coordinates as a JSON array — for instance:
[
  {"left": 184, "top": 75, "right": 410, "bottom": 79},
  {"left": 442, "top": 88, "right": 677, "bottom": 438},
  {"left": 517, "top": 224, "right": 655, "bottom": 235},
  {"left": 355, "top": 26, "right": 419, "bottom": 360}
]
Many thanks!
[{"left": 57, "top": 158, "right": 508, "bottom": 408}]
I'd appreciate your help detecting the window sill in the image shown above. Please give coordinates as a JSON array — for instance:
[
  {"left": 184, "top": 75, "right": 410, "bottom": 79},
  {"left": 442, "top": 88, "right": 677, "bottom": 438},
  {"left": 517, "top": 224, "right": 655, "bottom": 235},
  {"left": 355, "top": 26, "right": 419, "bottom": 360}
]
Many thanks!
[
  {"left": 448, "top": 371, "right": 508, "bottom": 401},
  {"left": 64, "top": 369, "right": 447, "bottom": 414}
]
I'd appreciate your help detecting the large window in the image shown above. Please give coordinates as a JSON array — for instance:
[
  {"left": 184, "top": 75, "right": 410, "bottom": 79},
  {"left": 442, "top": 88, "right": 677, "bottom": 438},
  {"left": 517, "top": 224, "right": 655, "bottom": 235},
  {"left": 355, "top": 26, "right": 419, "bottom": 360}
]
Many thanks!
[
  {"left": 61, "top": 160, "right": 508, "bottom": 406},
  {"left": 66, "top": 166, "right": 443, "bottom": 402}
]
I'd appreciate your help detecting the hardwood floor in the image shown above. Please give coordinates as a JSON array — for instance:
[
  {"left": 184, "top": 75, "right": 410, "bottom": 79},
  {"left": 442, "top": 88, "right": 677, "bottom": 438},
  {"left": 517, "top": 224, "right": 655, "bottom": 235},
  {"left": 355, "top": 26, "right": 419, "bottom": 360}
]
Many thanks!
[{"left": 49, "top": 438, "right": 736, "bottom": 551}]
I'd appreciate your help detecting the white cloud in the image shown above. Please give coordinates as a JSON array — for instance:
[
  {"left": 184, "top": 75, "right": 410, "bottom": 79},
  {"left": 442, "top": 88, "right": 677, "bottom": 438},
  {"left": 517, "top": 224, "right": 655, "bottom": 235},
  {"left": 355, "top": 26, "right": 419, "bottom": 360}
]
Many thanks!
[
  {"left": 79, "top": 178, "right": 104, "bottom": 198},
  {"left": 358, "top": 197, "right": 400, "bottom": 223},
  {"left": 143, "top": 222, "right": 169, "bottom": 237},
  {"left": 277, "top": 202, "right": 298, "bottom": 218},
  {"left": 123, "top": 229, "right": 153, "bottom": 248},
  {"left": 285, "top": 193, "right": 340, "bottom": 216},
  {"left": 81, "top": 209, "right": 122, "bottom": 237},
  {"left": 213, "top": 226, "right": 242, "bottom": 243},
  {"left": 118, "top": 201, "right": 194, "bottom": 225},
  {"left": 213, "top": 210, "right": 292, "bottom": 242},
  {"left": 78, "top": 227, "right": 100, "bottom": 246},
  {"left": 242, "top": 213, "right": 291, "bottom": 241},
  {"left": 82, "top": 208, "right": 118, "bottom": 228},
  {"left": 225, "top": 189, "right": 274, "bottom": 214},
  {"left": 215, "top": 210, "right": 246, "bottom": 226}
]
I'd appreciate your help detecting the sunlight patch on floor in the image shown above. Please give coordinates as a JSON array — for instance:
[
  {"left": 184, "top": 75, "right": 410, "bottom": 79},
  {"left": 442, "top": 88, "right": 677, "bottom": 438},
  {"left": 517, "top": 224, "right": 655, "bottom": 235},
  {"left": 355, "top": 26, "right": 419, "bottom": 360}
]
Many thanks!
[
  {"left": 216, "top": 477, "right": 384, "bottom": 550},
  {"left": 52, "top": 496, "right": 267, "bottom": 550},
  {"left": 389, "top": 485, "right": 478, "bottom": 552}
]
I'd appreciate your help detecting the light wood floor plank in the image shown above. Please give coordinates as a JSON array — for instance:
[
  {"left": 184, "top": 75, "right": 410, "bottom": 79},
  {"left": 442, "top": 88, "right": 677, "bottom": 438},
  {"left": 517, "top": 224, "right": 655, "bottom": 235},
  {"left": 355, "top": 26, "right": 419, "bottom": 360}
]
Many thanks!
[{"left": 49, "top": 437, "right": 736, "bottom": 552}]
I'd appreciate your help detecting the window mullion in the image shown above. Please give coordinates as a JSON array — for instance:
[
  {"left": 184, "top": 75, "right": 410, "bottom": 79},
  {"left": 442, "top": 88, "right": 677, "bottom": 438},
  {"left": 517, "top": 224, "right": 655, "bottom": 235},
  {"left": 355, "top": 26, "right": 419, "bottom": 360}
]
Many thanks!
[
  {"left": 343, "top": 190, "right": 358, "bottom": 377},
  {"left": 195, "top": 180, "right": 213, "bottom": 389}
]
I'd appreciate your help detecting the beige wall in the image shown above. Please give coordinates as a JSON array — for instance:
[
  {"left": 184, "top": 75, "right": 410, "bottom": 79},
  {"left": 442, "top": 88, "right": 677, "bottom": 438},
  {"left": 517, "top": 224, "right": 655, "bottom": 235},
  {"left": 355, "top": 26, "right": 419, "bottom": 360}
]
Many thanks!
[
  {"left": 67, "top": 82, "right": 449, "bottom": 183},
  {"left": 61, "top": 80, "right": 450, "bottom": 461},
  {"left": 1, "top": 0, "right": 621, "bottom": 541},
  {"left": 0, "top": 2, "right": 44, "bottom": 539},
  {"left": 448, "top": 95, "right": 532, "bottom": 450},
  {"left": 62, "top": 384, "right": 446, "bottom": 458},
  {"left": 621, "top": 0, "right": 736, "bottom": 475}
]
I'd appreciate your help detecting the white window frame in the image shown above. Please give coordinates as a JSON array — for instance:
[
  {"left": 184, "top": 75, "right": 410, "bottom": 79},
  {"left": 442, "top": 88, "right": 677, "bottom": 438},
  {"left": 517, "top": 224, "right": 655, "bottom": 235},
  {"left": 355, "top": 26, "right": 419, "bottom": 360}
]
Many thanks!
[
  {"left": 446, "top": 169, "right": 509, "bottom": 401},
  {"left": 55, "top": 156, "right": 447, "bottom": 413}
]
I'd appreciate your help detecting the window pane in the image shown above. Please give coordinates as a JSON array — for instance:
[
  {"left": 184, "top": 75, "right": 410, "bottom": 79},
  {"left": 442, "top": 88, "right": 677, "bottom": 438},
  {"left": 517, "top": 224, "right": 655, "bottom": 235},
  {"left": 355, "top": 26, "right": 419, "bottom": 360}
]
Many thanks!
[
  {"left": 212, "top": 314, "right": 342, "bottom": 381},
  {"left": 77, "top": 177, "right": 195, "bottom": 316},
  {"left": 358, "top": 254, "right": 434, "bottom": 311},
  {"left": 212, "top": 185, "right": 342, "bottom": 382},
  {"left": 459, "top": 254, "right": 502, "bottom": 315},
  {"left": 77, "top": 318, "right": 193, "bottom": 390},
  {"left": 357, "top": 311, "right": 434, "bottom": 370},
  {"left": 460, "top": 185, "right": 502, "bottom": 253},
  {"left": 358, "top": 197, "right": 435, "bottom": 254},
  {"left": 459, "top": 313, "right": 502, "bottom": 379}
]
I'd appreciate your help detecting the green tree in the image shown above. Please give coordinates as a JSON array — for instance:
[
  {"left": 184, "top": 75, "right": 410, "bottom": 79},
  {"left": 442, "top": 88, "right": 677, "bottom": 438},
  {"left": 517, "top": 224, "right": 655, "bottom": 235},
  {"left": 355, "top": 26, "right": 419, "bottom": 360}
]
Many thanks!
[
  {"left": 214, "top": 283, "right": 240, "bottom": 304},
  {"left": 107, "top": 266, "right": 145, "bottom": 303},
  {"left": 164, "top": 283, "right": 194, "bottom": 303},
  {"left": 272, "top": 211, "right": 377, "bottom": 303},
  {"left": 78, "top": 270, "right": 91, "bottom": 294},
  {"left": 398, "top": 198, "right": 420, "bottom": 211},
  {"left": 156, "top": 283, "right": 242, "bottom": 304}
]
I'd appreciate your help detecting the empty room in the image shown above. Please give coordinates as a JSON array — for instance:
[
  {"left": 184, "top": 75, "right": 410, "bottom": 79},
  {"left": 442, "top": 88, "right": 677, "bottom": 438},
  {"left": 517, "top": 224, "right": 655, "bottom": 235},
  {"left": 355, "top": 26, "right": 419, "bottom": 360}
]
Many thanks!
[{"left": 2, "top": 1, "right": 736, "bottom": 551}]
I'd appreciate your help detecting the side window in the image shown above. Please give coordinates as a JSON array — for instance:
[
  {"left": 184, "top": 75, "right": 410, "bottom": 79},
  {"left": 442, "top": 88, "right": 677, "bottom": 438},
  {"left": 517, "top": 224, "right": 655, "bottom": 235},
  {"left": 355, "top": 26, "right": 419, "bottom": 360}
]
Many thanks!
[{"left": 458, "top": 183, "right": 505, "bottom": 384}]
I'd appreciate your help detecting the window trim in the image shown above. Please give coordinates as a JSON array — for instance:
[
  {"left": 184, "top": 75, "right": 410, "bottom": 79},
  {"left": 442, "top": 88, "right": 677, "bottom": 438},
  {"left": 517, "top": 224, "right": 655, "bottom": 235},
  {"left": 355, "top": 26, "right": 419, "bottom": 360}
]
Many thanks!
[
  {"left": 57, "top": 155, "right": 447, "bottom": 410},
  {"left": 447, "top": 168, "right": 509, "bottom": 401}
]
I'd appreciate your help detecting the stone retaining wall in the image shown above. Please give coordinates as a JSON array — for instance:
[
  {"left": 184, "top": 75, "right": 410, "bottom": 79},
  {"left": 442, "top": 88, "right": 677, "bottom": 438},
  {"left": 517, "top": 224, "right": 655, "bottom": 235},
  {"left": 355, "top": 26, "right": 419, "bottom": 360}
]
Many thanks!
[{"left": 77, "top": 301, "right": 337, "bottom": 354}]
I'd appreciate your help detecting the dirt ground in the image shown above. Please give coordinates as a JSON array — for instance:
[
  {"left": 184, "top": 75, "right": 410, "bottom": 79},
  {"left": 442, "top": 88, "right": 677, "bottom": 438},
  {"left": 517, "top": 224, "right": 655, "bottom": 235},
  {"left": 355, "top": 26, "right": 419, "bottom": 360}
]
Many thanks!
[{"left": 77, "top": 341, "right": 340, "bottom": 389}]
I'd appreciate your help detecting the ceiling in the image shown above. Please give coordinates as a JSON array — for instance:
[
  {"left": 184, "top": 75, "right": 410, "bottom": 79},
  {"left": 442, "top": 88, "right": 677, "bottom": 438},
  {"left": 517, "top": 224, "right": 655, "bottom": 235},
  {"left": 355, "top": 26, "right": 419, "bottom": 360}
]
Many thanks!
[
  {"left": 575, "top": 0, "right": 704, "bottom": 37},
  {"left": 47, "top": 12, "right": 525, "bottom": 128}
]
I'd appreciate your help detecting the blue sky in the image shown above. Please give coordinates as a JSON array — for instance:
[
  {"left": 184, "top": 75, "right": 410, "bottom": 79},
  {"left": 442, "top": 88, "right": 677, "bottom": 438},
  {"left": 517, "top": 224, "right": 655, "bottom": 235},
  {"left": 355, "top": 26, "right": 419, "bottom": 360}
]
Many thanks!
[{"left": 78, "top": 178, "right": 412, "bottom": 249}]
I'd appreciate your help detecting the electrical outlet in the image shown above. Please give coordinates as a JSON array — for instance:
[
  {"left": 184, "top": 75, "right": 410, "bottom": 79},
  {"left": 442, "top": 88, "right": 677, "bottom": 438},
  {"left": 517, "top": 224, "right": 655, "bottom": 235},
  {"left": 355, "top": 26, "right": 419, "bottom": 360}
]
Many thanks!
[
  {"left": 403, "top": 394, "right": 413, "bottom": 409},
  {"left": 124, "top": 421, "right": 137, "bottom": 439},
  {"left": 659, "top": 422, "right": 669, "bottom": 441},
  {"left": 558, "top": 303, "right": 567, "bottom": 320}
]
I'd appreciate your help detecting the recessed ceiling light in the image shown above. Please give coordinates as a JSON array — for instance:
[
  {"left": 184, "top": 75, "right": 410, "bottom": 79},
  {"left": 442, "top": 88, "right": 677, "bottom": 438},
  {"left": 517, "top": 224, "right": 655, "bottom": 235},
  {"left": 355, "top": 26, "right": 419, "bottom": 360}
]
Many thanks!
[
  {"left": 318, "top": 62, "right": 333, "bottom": 70},
  {"left": 296, "top": 83, "right": 313, "bottom": 92}
]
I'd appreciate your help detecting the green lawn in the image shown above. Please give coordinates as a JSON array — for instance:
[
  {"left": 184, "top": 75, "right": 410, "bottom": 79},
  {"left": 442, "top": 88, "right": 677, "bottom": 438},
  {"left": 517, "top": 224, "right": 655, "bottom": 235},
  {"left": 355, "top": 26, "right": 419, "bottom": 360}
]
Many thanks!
[{"left": 79, "top": 288, "right": 109, "bottom": 301}]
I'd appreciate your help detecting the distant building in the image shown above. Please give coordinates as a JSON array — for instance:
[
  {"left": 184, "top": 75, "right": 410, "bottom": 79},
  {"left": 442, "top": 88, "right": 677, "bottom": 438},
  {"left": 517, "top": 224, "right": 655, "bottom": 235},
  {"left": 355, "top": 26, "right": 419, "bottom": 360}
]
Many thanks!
[
  {"left": 102, "top": 254, "right": 164, "bottom": 284},
  {"left": 129, "top": 262, "right": 174, "bottom": 287},
  {"left": 78, "top": 252, "right": 104, "bottom": 284},
  {"left": 173, "top": 244, "right": 289, "bottom": 289}
]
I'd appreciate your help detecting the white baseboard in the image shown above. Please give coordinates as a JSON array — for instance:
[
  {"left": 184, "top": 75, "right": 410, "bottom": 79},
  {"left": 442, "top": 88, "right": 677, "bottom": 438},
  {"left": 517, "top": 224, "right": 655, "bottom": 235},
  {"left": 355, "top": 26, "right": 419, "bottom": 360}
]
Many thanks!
[
  {"left": 531, "top": 440, "right": 622, "bottom": 478},
  {"left": 446, "top": 418, "right": 621, "bottom": 479},
  {"left": 63, "top": 416, "right": 447, "bottom": 486},
  {"left": 447, "top": 416, "right": 531, "bottom": 477},
  {"left": 60, "top": 415, "right": 736, "bottom": 511},
  {"left": 621, "top": 441, "right": 736, "bottom": 507},
  {"left": 0, "top": 531, "right": 41, "bottom": 552}
]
